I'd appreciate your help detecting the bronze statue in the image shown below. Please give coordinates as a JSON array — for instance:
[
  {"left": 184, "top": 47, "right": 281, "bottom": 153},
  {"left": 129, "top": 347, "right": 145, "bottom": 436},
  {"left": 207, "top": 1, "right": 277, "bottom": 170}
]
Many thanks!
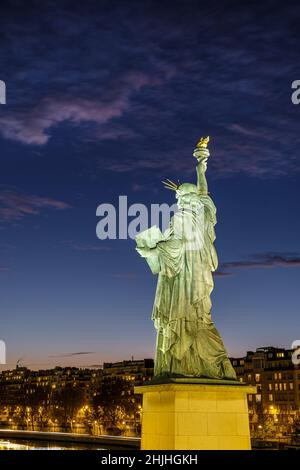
[{"left": 136, "top": 137, "right": 237, "bottom": 380}]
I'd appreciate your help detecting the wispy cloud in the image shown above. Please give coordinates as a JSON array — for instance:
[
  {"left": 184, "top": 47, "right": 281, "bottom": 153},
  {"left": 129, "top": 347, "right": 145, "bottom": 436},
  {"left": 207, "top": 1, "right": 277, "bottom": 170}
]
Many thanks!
[
  {"left": 214, "top": 271, "right": 233, "bottom": 278},
  {"left": 0, "top": 72, "right": 170, "bottom": 145},
  {"left": 228, "top": 124, "right": 261, "bottom": 138},
  {"left": 114, "top": 272, "right": 137, "bottom": 279},
  {"left": 63, "top": 240, "right": 111, "bottom": 252},
  {"left": 217, "top": 252, "right": 300, "bottom": 276},
  {"left": 0, "top": 96, "right": 129, "bottom": 145},
  {"left": 0, "top": 266, "right": 10, "bottom": 272},
  {"left": 87, "top": 123, "right": 137, "bottom": 142},
  {"left": 49, "top": 351, "right": 94, "bottom": 358},
  {"left": 0, "top": 189, "right": 71, "bottom": 221}
]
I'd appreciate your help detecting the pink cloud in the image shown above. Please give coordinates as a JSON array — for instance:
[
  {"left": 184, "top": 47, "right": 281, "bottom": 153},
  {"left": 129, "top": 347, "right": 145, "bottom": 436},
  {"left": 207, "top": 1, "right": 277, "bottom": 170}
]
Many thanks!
[
  {"left": 228, "top": 123, "right": 261, "bottom": 137},
  {"left": 0, "top": 97, "right": 129, "bottom": 145},
  {"left": 0, "top": 189, "right": 71, "bottom": 221},
  {"left": 0, "top": 72, "right": 168, "bottom": 145},
  {"left": 62, "top": 240, "right": 111, "bottom": 252},
  {"left": 0, "top": 266, "right": 10, "bottom": 272},
  {"left": 114, "top": 272, "right": 136, "bottom": 279}
]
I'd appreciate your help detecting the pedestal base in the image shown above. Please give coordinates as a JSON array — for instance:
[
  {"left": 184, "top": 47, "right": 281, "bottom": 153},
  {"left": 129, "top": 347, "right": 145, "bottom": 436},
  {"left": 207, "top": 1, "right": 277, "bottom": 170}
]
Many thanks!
[{"left": 134, "top": 381, "right": 256, "bottom": 450}]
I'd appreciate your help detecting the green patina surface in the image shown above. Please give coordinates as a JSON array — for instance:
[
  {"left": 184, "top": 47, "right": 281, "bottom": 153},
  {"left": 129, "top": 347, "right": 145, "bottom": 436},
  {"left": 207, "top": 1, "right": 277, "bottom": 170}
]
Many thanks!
[{"left": 136, "top": 142, "right": 237, "bottom": 381}]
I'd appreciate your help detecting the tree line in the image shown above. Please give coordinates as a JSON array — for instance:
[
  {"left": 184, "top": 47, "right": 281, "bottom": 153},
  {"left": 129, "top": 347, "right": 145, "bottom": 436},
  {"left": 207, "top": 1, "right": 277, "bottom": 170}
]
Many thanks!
[{"left": 0, "top": 377, "right": 142, "bottom": 436}]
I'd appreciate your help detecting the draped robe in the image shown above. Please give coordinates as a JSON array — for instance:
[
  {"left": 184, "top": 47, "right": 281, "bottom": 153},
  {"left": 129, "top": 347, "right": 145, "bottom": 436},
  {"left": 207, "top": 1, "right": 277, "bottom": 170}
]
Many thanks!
[{"left": 150, "top": 194, "right": 237, "bottom": 379}]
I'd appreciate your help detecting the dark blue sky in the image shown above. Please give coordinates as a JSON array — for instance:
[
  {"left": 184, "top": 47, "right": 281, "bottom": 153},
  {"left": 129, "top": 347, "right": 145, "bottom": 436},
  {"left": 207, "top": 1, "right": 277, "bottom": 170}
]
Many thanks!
[{"left": 0, "top": 0, "right": 299, "bottom": 370}]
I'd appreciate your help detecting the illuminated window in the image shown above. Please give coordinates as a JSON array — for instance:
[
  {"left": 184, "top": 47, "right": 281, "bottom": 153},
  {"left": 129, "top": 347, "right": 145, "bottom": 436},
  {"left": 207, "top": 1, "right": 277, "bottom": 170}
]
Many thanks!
[
  {"left": 275, "top": 383, "right": 278, "bottom": 391},
  {"left": 240, "top": 360, "right": 245, "bottom": 365},
  {"left": 278, "top": 373, "right": 282, "bottom": 380},
  {"left": 283, "top": 383, "right": 287, "bottom": 391},
  {"left": 268, "top": 384, "right": 273, "bottom": 391},
  {"left": 289, "top": 383, "right": 294, "bottom": 390},
  {"left": 269, "top": 394, "right": 273, "bottom": 402},
  {"left": 255, "top": 394, "right": 262, "bottom": 403},
  {"left": 277, "top": 353, "right": 284, "bottom": 358},
  {"left": 247, "top": 374, "right": 252, "bottom": 381},
  {"left": 248, "top": 395, "right": 253, "bottom": 402},
  {"left": 279, "top": 383, "right": 282, "bottom": 391},
  {"left": 274, "top": 373, "right": 278, "bottom": 380},
  {"left": 255, "top": 374, "right": 261, "bottom": 382}
]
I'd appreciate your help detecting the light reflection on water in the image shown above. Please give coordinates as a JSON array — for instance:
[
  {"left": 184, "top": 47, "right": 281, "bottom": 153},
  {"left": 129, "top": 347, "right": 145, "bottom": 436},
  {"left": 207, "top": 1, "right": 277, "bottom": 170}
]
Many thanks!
[{"left": 0, "top": 439, "right": 104, "bottom": 450}]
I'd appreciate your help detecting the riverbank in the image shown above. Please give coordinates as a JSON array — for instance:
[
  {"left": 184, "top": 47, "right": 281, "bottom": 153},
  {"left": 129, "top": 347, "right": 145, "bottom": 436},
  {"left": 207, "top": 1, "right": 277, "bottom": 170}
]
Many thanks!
[{"left": 0, "top": 429, "right": 140, "bottom": 450}]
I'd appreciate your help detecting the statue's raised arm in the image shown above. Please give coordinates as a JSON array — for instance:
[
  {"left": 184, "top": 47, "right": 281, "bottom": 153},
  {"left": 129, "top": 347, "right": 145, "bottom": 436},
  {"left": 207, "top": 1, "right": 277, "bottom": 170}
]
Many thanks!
[{"left": 193, "top": 136, "right": 210, "bottom": 195}]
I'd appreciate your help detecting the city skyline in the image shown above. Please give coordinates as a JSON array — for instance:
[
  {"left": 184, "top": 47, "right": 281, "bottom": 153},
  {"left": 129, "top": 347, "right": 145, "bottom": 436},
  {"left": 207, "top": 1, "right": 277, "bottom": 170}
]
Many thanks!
[
  {"left": 0, "top": 343, "right": 298, "bottom": 372},
  {"left": 0, "top": 346, "right": 299, "bottom": 448},
  {"left": 0, "top": 0, "right": 300, "bottom": 370}
]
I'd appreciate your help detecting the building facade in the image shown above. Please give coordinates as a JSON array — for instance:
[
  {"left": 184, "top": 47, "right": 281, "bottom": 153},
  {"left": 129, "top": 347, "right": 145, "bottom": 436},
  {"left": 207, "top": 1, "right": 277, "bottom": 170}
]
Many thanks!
[
  {"left": 232, "top": 347, "right": 300, "bottom": 439},
  {"left": 102, "top": 359, "right": 154, "bottom": 385}
]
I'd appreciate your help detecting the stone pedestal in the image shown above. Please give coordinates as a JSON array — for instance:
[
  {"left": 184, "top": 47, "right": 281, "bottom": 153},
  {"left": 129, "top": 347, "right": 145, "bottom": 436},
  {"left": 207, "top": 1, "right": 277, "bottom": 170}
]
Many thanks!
[{"left": 134, "top": 380, "right": 256, "bottom": 450}]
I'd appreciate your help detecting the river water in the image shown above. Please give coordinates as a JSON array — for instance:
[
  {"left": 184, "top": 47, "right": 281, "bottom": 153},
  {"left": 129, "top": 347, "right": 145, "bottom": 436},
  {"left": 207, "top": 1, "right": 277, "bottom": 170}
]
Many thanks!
[{"left": 0, "top": 438, "right": 106, "bottom": 450}]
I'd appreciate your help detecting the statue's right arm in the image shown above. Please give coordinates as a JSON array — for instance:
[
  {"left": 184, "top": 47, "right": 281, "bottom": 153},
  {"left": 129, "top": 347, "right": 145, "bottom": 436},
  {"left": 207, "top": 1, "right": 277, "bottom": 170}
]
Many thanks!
[
  {"left": 196, "top": 163, "right": 208, "bottom": 194},
  {"left": 195, "top": 147, "right": 209, "bottom": 194}
]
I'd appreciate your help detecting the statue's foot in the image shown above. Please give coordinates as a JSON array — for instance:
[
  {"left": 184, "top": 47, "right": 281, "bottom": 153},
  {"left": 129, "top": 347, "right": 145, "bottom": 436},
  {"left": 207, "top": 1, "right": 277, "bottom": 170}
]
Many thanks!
[{"left": 222, "top": 359, "right": 238, "bottom": 380}]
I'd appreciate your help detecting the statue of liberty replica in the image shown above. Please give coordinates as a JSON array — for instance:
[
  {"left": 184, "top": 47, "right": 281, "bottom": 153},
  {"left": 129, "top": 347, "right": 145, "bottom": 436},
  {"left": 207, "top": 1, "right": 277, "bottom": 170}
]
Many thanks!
[{"left": 136, "top": 137, "right": 236, "bottom": 381}]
